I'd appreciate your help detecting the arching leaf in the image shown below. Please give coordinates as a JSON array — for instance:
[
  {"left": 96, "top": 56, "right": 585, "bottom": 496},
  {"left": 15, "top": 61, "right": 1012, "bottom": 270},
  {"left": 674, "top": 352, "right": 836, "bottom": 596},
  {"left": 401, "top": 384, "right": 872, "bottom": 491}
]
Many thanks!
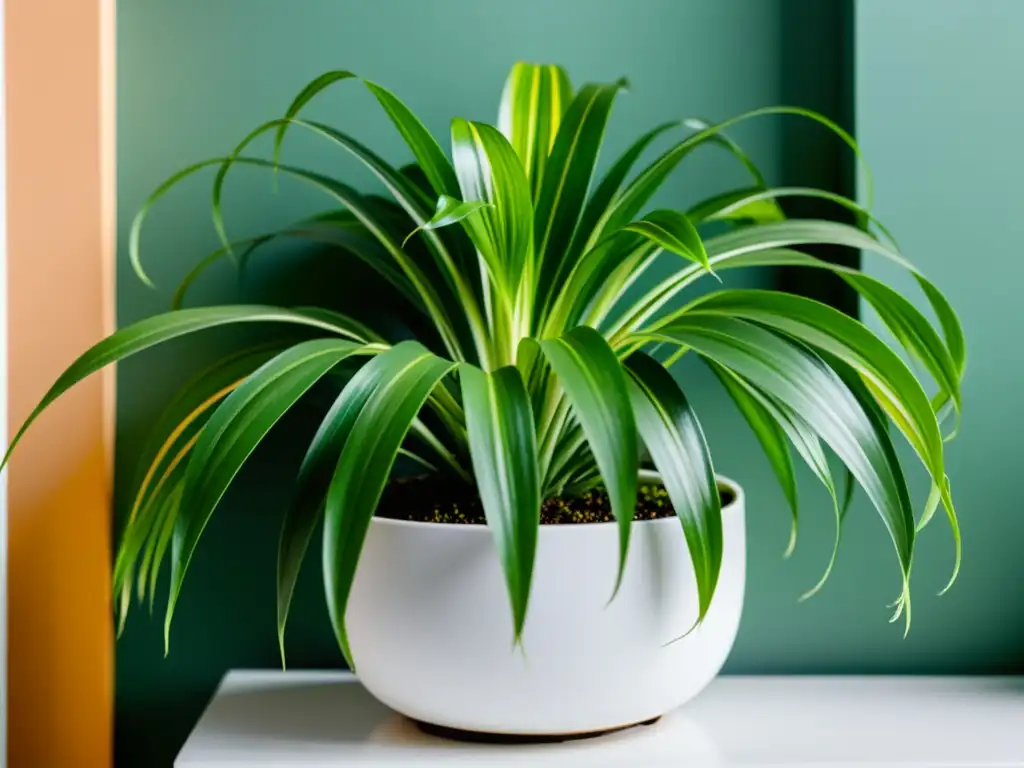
[
  {"left": 535, "top": 326, "right": 638, "bottom": 595},
  {"left": 461, "top": 364, "right": 540, "bottom": 641},
  {"left": 166, "top": 339, "right": 375, "bottom": 649},
  {"left": 323, "top": 343, "right": 456, "bottom": 667},
  {"left": 625, "top": 352, "right": 721, "bottom": 622}
]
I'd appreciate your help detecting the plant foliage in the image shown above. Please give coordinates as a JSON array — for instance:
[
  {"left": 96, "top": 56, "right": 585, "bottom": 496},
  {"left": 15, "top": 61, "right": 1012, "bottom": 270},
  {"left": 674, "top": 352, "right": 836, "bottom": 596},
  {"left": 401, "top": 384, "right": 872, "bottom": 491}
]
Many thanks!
[{"left": 1, "top": 62, "right": 965, "bottom": 666}]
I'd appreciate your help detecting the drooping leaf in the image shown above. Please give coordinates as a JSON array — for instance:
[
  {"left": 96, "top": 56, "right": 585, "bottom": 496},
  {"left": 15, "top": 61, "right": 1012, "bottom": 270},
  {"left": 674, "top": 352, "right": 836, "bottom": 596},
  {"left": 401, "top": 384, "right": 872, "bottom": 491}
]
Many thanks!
[
  {"left": 625, "top": 352, "right": 721, "bottom": 621},
  {"left": 534, "top": 326, "right": 638, "bottom": 594},
  {"left": 214, "top": 117, "right": 491, "bottom": 363},
  {"left": 141, "top": 483, "right": 184, "bottom": 615},
  {"left": 611, "top": 226, "right": 963, "bottom": 420},
  {"left": 213, "top": 154, "right": 471, "bottom": 359},
  {"left": 680, "top": 289, "right": 945, "bottom": 488},
  {"left": 126, "top": 345, "right": 284, "bottom": 525},
  {"left": 0, "top": 306, "right": 369, "bottom": 472},
  {"left": 829, "top": 353, "right": 959, "bottom": 593},
  {"left": 461, "top": 364, "right": 540, "bottom": 641},
  {"left": 709, "top": 361, "right": 843, "bottom": 598},
  {"left": 323, "top": 343, "right": 456, "bottom": 666},
  {"left": 707, "top": 360, "right": 798, "bottom": 557},
  {"left": 498, "top": 62, "right": 573, "bottom": 199},
  {"left": 648, "top": 315, "right": 915, "bottom": 628},
  {"left": 670, "top": 286, "right": 958, "bottom": 562},
  {"left": 702, "top": 220, "right": 963, "bottom": 379},
  {"left": 276, "top": 344, "right": 426, "bottom": 663},
  {"left": 128, "top": 157, "right": 227, "bottom": 287},
  {"left": 166, "top": 339, "right": 374, "bottom": 648},
  {"left": 118, "top": 345, "right": 286, "bottom": 615}
]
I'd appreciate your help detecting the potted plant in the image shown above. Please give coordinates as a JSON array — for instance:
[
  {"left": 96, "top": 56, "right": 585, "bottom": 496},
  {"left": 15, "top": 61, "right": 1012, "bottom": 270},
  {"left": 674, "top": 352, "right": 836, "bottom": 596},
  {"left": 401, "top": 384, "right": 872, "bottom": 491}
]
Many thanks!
[{"left": 2, "top": 61, "right": 964, "bottom": 739}]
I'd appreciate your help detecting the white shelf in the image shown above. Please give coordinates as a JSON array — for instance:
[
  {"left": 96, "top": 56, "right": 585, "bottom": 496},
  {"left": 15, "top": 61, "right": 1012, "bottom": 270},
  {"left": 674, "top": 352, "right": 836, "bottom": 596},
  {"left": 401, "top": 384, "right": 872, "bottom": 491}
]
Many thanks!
[{"left": 176, "top": 671, "right": 1024, "bottom": 767}]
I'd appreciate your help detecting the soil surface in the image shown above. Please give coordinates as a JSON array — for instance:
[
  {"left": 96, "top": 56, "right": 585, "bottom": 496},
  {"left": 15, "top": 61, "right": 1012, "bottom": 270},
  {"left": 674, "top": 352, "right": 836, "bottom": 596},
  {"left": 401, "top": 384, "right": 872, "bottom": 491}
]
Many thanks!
[{"left": 377, "top": 476, "right": 735, "bottom": 525}]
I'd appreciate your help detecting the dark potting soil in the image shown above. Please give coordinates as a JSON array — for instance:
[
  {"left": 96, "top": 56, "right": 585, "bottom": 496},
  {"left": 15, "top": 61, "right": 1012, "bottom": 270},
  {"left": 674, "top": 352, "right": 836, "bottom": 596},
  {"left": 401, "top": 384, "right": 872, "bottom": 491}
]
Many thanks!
[{"left": 377, "top": 476, "right": 735, "bottom": 525}]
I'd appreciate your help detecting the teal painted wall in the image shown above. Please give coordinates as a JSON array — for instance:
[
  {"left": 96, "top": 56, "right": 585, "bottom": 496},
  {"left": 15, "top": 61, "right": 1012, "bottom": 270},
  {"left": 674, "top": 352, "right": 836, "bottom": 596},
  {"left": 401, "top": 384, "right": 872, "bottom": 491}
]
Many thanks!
[
  {"left": 853, "top": 0, "right": 1024, "bottom": 671},
  {"left": 116, "top": 1, "right": 867, "bottom": 764}
]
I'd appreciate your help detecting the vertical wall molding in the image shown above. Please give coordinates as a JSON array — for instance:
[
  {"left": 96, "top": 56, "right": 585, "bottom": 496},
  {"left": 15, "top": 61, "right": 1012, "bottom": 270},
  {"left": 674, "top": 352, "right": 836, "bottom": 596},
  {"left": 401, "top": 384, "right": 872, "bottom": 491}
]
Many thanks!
[
  {"left": 0, "top": 0, "right": 7, "bottom": 761},
  {"left": 4, "top": 0, "right": 115, "bottom": 765}
]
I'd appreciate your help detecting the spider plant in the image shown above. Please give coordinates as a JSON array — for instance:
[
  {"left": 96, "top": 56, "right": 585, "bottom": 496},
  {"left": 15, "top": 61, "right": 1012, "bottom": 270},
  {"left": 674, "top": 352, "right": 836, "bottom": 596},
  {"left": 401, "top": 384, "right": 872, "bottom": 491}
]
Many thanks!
[{"left": 1, "top": 62, "right": 964, "bottom": 667}]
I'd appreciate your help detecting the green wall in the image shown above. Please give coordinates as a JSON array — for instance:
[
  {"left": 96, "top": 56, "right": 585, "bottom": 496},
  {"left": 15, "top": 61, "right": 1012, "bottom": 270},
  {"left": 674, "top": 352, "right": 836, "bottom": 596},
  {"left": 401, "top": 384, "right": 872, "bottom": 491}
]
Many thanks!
[
  {"left": 854, "top": 0, "right": 1024, "bottom": 671},
  {"left": 116, "top": 1, "right": 874, "bottom": 765}
]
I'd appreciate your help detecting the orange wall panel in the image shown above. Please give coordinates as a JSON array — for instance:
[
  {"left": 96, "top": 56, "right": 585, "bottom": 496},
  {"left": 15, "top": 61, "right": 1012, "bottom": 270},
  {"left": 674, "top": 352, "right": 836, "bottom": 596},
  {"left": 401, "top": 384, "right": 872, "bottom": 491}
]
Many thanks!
[{"left": 5, "top": 0, "right": 115, "bottom": 765}]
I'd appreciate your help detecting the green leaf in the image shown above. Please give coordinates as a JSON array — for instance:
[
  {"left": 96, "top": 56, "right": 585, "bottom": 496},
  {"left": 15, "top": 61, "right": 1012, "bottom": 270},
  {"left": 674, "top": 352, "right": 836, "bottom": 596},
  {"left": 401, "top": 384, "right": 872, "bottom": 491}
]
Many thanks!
[
  {"left": 215, "top": 154, "right": 470, "bottom": 359},
  {"left": 141, "top": 483, "right": 184, "bottom": 615},
  {"left": 214, "top": 115, "right": 491, "bottom": 363},
  {"left": 498, "top": 62, "right": 573, "bottom": 199},
  {"left": 535, "top": 326, "right": 638, "bottom": 594},
  {"left": 403, "top": 194, "right": 492, "bottom": 247},
  {"left": 681, "top": 289, "right": 945, "bottom": 489},
  {"left": 534, "top": 80, "right": 627, "bottom": 313},
  {"left": 273, "top": 70, "right": 357, "bottom": 167},
  {"left": 688, "top": 245, "right": 960, "bottom": 409},
  {"left": 681, "top": 117, "right": 770, "bottom": 187},
  {"left": 710, "top": 362, "right": 843, "bottom": 598},
  {"left": 461, "top": 364, "right": 540, "bottom": 641},
  {"left": 548, "top": 209, "right": 708, "bottom": 338},
  {"left": 707, "top": 360, "right": 798, "bottom": 557},
  {"left": 0, "top": 306, "right": 365, "bottom": 472},
  {"left": 127, "top": 145, "right": 469, "bottom": 359},
  {"left": 129, "top": 158, "right": 228, "bottom": 286},
  {"left": 363, "top": 80, "right": 460, "bottom": 197},
  {"left": 273, "top": 70, "right": 459, "bottom": 198},
  {"left": 451, "top": 118, "right": 535, "bottom": 294},
  {"left": 127, "top": 345, "right": 284, "bottom": 523},
  {"left": 166, "top": 339, "right": 374, "bottom": 649},
  {"left": 323, "top": 343, "right": 456, "bottom": 667},
  {"left": 625, "top": 352, "right": 721, "bottom": 621},
  {"left": 118, "top": 345, "right": 286, "bottom": 614},
  {"left": 702, "top": 220, "right": 963, "bottom": 380},
  {"left": 648, "top": 316, "right": 915, "bottom": 628},
  {"left": 687, "top": 187, "right": 786, "bottom": 225},
  {"left": 277, "top": 346, "right": 420, "bottom": 665},
  {"left": 612, "top": 224, "right": 963, "bottom": 418},
  {"left": 622, "top": 209, "right": 711, "bottom": 272},
  {"left": 598, "top": 106, "right": 870, "bottom": 240},
  {"left": 562, "top": 120, "right": 679, "bottom": 273}
]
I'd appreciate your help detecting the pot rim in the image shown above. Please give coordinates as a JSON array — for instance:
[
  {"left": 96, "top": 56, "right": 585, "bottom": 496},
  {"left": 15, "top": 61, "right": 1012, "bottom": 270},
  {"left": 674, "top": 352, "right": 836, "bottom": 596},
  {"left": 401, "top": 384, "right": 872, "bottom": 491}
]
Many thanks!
[{"left": 371, "top": 474, "right": 744, "bottom": 531}]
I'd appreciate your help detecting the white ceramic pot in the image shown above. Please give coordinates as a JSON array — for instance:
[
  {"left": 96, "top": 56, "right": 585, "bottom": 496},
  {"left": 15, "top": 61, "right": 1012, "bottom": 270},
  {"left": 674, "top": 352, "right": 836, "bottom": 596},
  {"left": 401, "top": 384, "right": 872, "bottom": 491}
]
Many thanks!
[{"left": 346, "top": 476, "right": 745, "bottom": 737}]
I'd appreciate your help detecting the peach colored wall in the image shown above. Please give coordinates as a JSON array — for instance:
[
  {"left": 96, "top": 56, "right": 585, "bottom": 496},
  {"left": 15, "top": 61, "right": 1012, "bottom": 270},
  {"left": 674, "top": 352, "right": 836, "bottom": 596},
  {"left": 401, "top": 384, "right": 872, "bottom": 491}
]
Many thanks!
[{"left": 5, "top": 0, "right": 115, "bottom": 765}]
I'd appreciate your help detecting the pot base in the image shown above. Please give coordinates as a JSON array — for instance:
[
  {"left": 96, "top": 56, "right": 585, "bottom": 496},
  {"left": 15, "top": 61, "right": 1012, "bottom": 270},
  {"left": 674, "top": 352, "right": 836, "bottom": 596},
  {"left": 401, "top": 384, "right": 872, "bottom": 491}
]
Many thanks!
[{"left": 414, "top": 715, "right": 662, "bottom": 744}]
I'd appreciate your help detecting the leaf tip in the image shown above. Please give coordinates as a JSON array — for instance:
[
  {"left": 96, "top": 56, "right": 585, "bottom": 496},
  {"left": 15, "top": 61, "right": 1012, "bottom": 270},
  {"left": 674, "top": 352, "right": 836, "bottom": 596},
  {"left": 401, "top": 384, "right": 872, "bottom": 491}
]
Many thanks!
[
  {"left": 938, "top": 557, "right": 960, "bottom": 597},
  {"left": 278, "top": 632, "right": 288, "bottom": 671},
  {"left": 782, "top": 524, "right": 797, "bottom": 559}
]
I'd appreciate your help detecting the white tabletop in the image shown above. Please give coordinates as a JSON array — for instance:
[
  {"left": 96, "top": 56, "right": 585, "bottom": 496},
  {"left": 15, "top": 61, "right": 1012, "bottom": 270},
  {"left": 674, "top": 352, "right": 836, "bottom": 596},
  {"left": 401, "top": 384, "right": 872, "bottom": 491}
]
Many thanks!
[{"left": 176, "top": 671, "right": 1024, "bottom": 767}]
